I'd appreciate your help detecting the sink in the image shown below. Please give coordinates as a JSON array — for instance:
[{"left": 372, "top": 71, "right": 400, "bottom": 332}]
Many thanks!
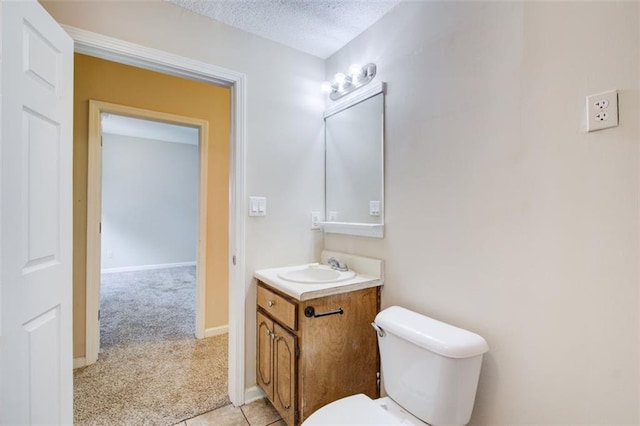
[{"left": 278, "top": 265, "right": 356, "bottom": 284}]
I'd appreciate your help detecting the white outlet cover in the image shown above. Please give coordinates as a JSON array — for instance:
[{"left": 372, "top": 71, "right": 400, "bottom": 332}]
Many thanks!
[
  {"left": 586, "top": 90, "right": 618, "bottom": 132},
  {"left": 369, "top": 200, "right": 381, "bottom": 216},
  {"left": 311, "top": 211, "right": 322, "bottom": 230}
]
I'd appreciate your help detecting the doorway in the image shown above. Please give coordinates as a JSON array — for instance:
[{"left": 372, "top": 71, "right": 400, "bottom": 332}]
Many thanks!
[
  {"left": 99, "top": 113, "right": 200, "bottom": 344},
  {"left": 68, "top": 27, "right": 247, "bottom": 406},
  {"left": 77, "top": 109, "right": 231, "bottom": 425},
  {"left": 85, "top": 101, "right": 211, "bottom": 364}
]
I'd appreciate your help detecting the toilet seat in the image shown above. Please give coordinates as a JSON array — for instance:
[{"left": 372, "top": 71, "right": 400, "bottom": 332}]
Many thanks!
[{"left": 301, "top": 394, "right": 424, "bottom": 425}]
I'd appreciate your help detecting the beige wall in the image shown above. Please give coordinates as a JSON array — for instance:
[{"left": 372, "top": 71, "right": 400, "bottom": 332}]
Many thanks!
[
  {"left": 325, "top": 1, "right": 640, "bottom": 424},
  {"left": 72, "top": 54, "right": 230, "bottom": 357}
]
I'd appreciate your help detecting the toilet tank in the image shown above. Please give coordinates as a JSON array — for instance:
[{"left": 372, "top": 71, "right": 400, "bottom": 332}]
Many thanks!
[{"left": 374, "top": 306, "right": 489, "bottom": 426}]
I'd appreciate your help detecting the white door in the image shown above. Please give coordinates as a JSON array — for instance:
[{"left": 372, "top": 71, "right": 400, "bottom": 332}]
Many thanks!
[{"left": 0, "top": 0, "right": 73, "bottom": 424}]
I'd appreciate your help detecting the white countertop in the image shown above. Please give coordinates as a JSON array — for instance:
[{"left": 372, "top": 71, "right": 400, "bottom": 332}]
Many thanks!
[{"left": 255, "top": 263, "right": 383, "bottom": 301}]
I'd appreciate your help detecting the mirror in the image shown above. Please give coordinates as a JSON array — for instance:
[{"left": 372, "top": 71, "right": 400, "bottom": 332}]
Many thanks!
[{"left": 323, "top": 83, "right": 384, "bottom": 238}]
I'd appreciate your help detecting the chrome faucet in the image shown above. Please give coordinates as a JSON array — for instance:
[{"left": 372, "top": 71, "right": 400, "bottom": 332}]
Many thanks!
[{"left": 327, "top": 257, "right": 349, "bottom": 272}]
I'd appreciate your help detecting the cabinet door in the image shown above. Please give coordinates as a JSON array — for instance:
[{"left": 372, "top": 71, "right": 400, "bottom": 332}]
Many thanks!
[
  {"left": 273, "top": 322, "right": 297, "bottom": 426},
  {"left": 257, "top": 311, "right": 274, "bottom": 400},
  {"left": 298, "top": 287, "right": 380, "bottom": 421}
]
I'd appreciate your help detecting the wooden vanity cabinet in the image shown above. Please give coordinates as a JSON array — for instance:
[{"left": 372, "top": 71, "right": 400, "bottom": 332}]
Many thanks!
[{"left": 256, "top": 281, "right": 380, "bottom": 425}]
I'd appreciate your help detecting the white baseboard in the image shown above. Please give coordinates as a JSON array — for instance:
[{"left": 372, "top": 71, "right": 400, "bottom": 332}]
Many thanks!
[
  {"left": 244, "top": 386, "right": 266, "bottom": 404},
  {"left": 101, "top": 261, "right": 196, "bottom": 274},
  {"left": 73, "top": 357, "right": 87, "bottom": 369},
  {"left": 204, "top": 325, "right": 229, "bottom": 338}
]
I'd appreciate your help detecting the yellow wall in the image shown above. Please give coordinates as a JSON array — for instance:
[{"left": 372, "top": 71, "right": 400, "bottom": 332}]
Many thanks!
[{"left": 73, "top": 54, "right": 229, "bottom": 358}]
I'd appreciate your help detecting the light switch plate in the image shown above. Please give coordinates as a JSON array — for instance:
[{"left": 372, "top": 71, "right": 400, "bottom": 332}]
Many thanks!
[
  {"left": 249, "top": 196, "right": 267, "bottom": 217},
  {"left": 586, "top": 90, "right": 618, "bottom": 132}
]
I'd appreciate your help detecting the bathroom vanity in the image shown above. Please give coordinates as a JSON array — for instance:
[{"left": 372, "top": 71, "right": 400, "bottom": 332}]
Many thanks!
[{"left": 254, "top": 252, "right": 383, "bottom": 425}]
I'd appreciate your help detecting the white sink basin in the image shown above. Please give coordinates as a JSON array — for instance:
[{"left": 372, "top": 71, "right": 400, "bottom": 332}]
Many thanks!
[{"left": 278, "top": 265, "right": 356, "bottom": 284}]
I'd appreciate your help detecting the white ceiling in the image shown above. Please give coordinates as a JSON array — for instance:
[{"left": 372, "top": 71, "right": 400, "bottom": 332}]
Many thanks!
[
  {"left": 101, "top": 113, "right": 199, "bottom": 145},
  {"left": 167, "top": 0, "right": 402, "bottom": 59}
]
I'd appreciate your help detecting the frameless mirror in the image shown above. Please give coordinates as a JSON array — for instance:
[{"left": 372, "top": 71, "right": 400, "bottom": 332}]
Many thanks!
[{"left": 322, "top": 83, "right": 385, "bottom": 238}]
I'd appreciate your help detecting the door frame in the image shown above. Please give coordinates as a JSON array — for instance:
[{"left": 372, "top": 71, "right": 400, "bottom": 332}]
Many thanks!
[
  {"left": 86, "top": 101, "right": 210, "bottom": 359},
  {"left": 65, "top": 26, "right": 247, "bottom": 406}
]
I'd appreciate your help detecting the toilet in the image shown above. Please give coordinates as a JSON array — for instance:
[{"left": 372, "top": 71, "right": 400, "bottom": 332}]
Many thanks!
[{"left": 302, "top": 306, "right": 489, "bottom": 426}]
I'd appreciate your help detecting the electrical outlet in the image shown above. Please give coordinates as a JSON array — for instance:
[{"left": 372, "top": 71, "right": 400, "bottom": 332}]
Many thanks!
[
  {"left": 328, "top": 211, "right": 338, "bottom": 222},
  {"left": 311, "top": 211, "right": 322, "bottom": 230},
  {"left": 586, "top": 90, "right": 618, "bottom": 132},
  {"left": 369, "top": 200, "right": 381, "bottom": 216}
]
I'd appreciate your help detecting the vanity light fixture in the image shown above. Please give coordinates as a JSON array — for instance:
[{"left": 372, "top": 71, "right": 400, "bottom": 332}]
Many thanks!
[{"left": 321, "top": 63, "right": 377, "bottom": 101}]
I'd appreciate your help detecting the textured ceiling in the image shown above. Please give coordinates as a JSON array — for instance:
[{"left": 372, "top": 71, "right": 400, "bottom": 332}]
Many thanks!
[{"left": 167, "top": 0, "right": 402, "bottom": 58}]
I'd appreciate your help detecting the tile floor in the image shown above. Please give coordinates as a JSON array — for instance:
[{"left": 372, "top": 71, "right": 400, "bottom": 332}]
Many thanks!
[{"left": 176, "top": 398, "right": 284, "bottom": 426}]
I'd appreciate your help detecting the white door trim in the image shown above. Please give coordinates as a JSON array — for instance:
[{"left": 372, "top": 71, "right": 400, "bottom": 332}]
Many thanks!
[
  {"left": 86, "top": 101, "right": 210, "bottom": 364},
  {"left": 64, "top": 26, "right": 247, "bottom": 406}
]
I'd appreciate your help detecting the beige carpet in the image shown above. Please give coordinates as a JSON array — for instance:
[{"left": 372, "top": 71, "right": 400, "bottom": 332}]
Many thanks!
[{"left": 74, "top": 266, "right": 230, "bottom": 425}]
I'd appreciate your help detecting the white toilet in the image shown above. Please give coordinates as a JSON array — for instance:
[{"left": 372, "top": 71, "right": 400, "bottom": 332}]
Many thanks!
[{"left": 302, "top": 306, "right": 489, "bottom": 426}]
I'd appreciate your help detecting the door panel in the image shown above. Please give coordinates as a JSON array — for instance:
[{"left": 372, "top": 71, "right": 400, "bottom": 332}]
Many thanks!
[
  {"left": 1, "top": 1, "right": 73, "bottom": 424},
  {"left": 23, "top": 306, "right": 62, "bottom": 425},
  {"left": 257, "top": 311, "right": 274, "bottom": 400},
  {"left": 23, "top": 22, "right": 62, "bottom": 94},
  {"left": 23, "top": 108, "right": 61, "bottom": 271},
  {"left": 273, "top": 322, "right": 296, "bottom": 425}
]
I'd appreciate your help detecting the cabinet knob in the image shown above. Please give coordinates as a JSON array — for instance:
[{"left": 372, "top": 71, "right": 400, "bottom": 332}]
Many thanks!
[
  {"left": 267, "top": 300, "right": 275, "bottom": 307},
  {"left": 266, "top": 329, "right": 277, "bottom": 340}
]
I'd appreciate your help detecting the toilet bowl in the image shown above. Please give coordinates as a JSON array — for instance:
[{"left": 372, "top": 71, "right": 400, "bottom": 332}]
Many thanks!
[
  {"left": 302, "top": 394, "right": 423, "bottom": 425},
  {"left": 302, "top": 306, "right": 489, "bottom": 426}
]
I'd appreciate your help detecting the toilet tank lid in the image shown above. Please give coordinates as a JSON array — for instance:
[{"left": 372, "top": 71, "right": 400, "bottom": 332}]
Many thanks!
[{"left": 375, "top": 306, "right": 489, "bottom": 358}]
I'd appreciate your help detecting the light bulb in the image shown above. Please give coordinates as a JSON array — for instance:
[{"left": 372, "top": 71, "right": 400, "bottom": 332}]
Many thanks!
[
  {"left": 348, "top": 64, "right": 363, "bottom": 80},
  {"left": 321, "top": 81, "right": 333, "bottom": 93},
  {"left": 333, "top": 73, "right": 347, "bottom": 85}
]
